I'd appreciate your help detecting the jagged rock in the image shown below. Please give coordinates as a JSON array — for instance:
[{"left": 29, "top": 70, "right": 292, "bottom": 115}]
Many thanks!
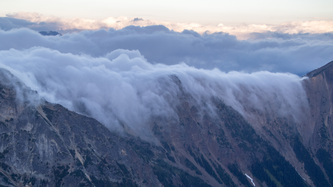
[{"left": 39, "top": 31, "right": 61, "bottom": 36}]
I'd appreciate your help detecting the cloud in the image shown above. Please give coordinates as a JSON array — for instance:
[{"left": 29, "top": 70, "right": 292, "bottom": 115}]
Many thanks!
[
  {"left": 0, "top": 17, "right": 330, "bottom": 139},
  {"left": 0, "top": 17, "right": 32, "bottom": 30},
  {"left": 0, "top": 15, "right": 63, "bottom": 31},
  {"left": 0, "top": 47, "right": 310, "bottom": 140},
  {"left": 0, "top": 27, "right": 332, "bottom": 75},
  {"left": 5, "top": 12, "right": 333, "bottom": 38}
]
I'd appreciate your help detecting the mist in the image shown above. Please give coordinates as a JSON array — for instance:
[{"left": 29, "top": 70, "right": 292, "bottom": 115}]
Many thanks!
[{"left": 0, "top": 46, "right": 310, "bottom": 139}]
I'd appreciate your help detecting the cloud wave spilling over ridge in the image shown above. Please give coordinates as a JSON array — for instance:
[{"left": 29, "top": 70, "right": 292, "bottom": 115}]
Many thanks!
[
  {"left": 0, "top": 19, "right": 329, "bottom": 138},
  {"left": 0, "top": 47, "right": 310, "bottom": 139}
]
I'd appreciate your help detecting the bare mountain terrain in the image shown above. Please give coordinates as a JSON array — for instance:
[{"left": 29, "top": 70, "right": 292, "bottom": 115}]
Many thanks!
[{"left": 0, "top": 61, "right": 333, "bottom": 186}]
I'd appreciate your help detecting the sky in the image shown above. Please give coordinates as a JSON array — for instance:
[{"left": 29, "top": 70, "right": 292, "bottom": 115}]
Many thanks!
[{"left": 1, "top": 0, "right": 333, "bottom": 25}]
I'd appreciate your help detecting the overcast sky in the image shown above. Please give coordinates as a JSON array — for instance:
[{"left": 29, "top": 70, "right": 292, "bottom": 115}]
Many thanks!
[{"left": 1, "top": 0, "right": 333, "bottom": 24}]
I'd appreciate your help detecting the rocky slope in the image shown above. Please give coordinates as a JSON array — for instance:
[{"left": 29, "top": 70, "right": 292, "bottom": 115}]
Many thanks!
[
  {"left": 304, "top": 61, "right": 333, "bottom": 185},
  {"left": 0, "top": 61, "right": 333, "bottom": 186}
]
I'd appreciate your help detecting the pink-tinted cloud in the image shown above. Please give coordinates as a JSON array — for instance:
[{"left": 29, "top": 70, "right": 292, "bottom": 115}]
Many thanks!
[{"left": 6, "top": 12, "right": 333, "bottom": 39}]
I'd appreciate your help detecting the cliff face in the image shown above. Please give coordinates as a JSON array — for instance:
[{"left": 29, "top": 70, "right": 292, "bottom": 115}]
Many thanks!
[
  {"left": 303, "top": 61, "right": 333, "bottom": 185},
  {"left": 0, "top": 61, "right": 333, "bottom": 187},
  {"left": 305, "top": 61, "right": 333, "bottom": 147}
]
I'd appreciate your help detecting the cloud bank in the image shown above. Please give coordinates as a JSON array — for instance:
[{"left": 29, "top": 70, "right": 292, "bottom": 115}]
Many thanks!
[
  {"left": 0, "top": 26, "right": 332, "bottom": 75},
  {"left": 0, "top": 47, "right": 309, "bottom": 139}
]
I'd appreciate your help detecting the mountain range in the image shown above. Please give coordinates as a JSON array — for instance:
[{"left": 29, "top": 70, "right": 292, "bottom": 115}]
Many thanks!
[{"left": 0, "top": 61, "right": 333, "bottom": 186}]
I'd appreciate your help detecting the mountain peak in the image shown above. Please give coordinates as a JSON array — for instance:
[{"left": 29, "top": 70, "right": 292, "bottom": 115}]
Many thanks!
[{"left": 306, "top": 60, "right": 333, "bottom": 78}]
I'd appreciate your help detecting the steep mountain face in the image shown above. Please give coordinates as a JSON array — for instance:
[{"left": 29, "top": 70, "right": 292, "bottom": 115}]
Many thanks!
[
  {"left": 304, "top": 61, "right": 333, "bottom": 185},
  {"left": 148, "top": 76, "right": 307, "bottom": 186},
  {"left": 0, "top": 70, "right": 169, "bottom": 186},
  {"left": 0, "top": 61, "right": 333, "bottom": 186},
  {"left": 305, "top": 61, "right": 333, "bottom": 146}
]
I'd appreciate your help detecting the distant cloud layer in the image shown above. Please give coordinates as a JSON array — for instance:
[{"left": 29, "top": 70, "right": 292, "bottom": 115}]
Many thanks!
[
  {"left": 0, "top": 23, "right": 332, "bottom": 74},
  {"left": 3, "top": 13, "right": 333, "bottom": 38}
]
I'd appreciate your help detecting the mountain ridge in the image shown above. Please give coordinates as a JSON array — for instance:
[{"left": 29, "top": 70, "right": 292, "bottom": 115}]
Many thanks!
[
  {"left": 306, "top": 60, "right": 333, "bottom": 78},
  {"left": 0, "top": 61, "right": 333, "bottom": 186}
]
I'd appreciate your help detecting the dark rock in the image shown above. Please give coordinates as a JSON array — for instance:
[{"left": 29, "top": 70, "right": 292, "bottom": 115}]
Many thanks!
[{"left": 39, "top": 31, "right": 61, "bottom": 36}]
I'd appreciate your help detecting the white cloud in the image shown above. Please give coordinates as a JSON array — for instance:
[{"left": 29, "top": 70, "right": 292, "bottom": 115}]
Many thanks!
[{"left": 0, "top": 47, "right": 310, "bottom": 140}]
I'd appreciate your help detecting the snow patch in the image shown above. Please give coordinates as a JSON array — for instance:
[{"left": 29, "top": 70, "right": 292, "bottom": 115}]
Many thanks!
[{"left": 245, "top": 173, "right": 255, "bottom": 186}]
